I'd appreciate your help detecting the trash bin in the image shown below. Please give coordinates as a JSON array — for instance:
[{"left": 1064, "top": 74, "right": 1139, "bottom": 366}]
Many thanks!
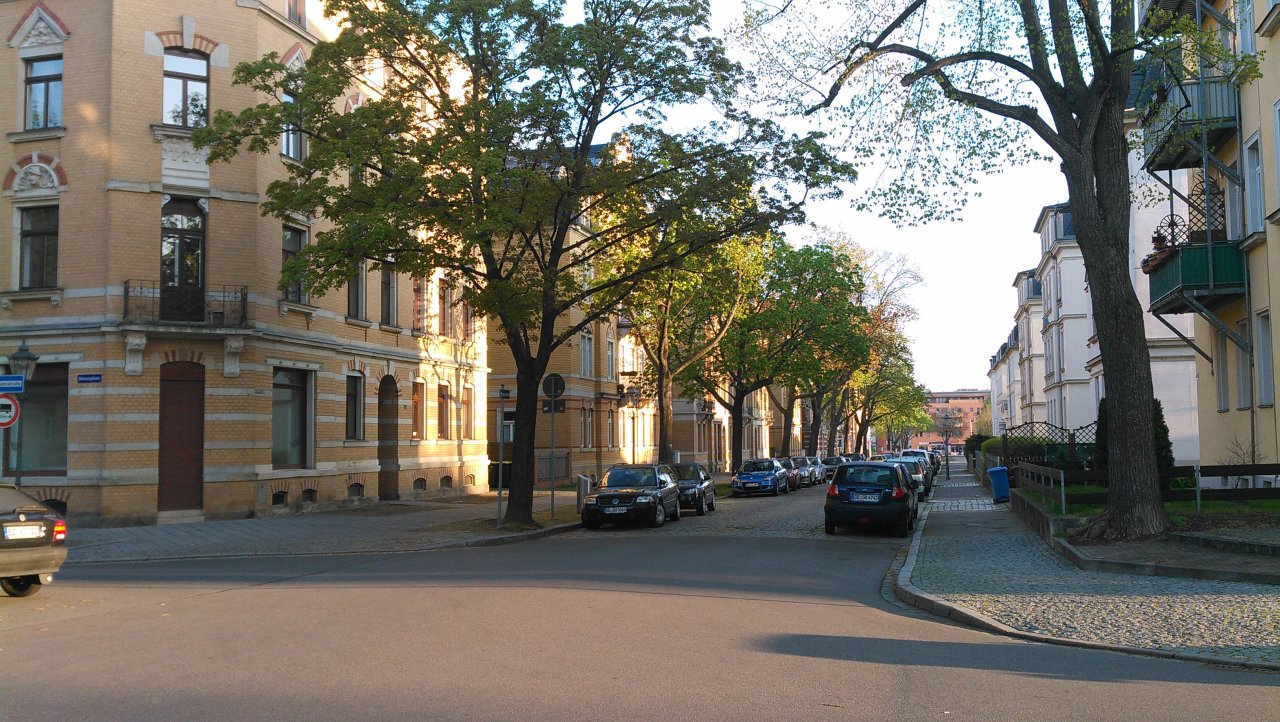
[{"left": 988, "top": 466, "right": 1010, "bottom": 503}]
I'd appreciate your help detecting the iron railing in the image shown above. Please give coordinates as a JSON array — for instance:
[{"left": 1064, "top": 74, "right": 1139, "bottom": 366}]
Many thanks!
[{"left": 123, "top": 280, "right": 249, "bottom": 327}]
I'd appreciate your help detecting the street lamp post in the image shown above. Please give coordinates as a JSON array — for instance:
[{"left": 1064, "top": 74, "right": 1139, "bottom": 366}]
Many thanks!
[
  {"left": 935, "top": 410, "right": 959, "bottom": 480},
  {"left": 9, "top": 341, "right": 39, "bottom": 488},
  {"left": 497, "top": 385, "right": 510, "bottom": 527},
  {"left": 625, "top": 386, "right": 639, "bottom": 463}
]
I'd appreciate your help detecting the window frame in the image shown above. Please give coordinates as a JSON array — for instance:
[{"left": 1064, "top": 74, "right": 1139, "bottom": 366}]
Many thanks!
[
  {"left": 281, "top": 225, "right": 307, "bottom": 302},
  {"left": 345, "top": 374, "right": 365, "bottom": 440},
  {"left": 162, "top": 49, "right": 209, "bottom": 129},
  {"left": 1259, "top": 311, "right": 1275, "bottom": 406},
  {"left": 438, "top": 281, "right": 453, "bottom": 337},
  {"left": 19, "top": 205, "right": 58, "bottom": 290},
  {"left": 1216, "top": 330, "right": 1231, "bottom": 412},
  {"left": 461, "top": 385, "right": 473, "bottom": 439},
  {"left": 580, "top": 328, "right": 594, "bottom": 376},
  {"left": 411, "top": 380, "right": 425, "bottom": 440},
  {"left": 24, "top": 55, "right": 62, "bottom": 131},
  {"left": 1237, "top": 318, "right": 1253, "bottom": 409},
  {"left": 437, "top": 383, "right": 451, "bottom": 439},
  {"left": 281, "top": 90, "right": 306, "bottom": 161},
  {"left": 1245, "top": 133, "right": 1265, "bottom": 233},
  {"left": 272, "top": 368, "right": 311, "bottom": 469},
  {"left": 347, "top": 261, "right": 366, "bottom": 320},
  {"left": 380, "top": 266, "right": 396, "bottom": 326},
  {"left": 3, "top": 363, "right": 67, "bottom": 476},
  {"left": 286, "top": 0, "right": 306, "bottom": 26}
]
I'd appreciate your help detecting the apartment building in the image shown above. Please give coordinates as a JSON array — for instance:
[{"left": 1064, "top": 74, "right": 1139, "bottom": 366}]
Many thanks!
[
  {"left": 1035, "top": 204, "right": 1095, "bottom": 428},
  {"left": 0, "top": 1, "right": 487, "bottom": 525},
  {"left": 1012, "top": 269, "right": 1046, "bottom": 424},
  {"left": 987, "top": 327, "right": 1020, "bottom": 434},
  {"left": 1136, "top": 0, "right": 1274, "bottom": 469}
]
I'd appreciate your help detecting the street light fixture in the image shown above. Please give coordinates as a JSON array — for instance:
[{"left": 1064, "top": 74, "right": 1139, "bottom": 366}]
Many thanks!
[
  {"left": 496, "top": 385, "right": 510, "bottom": 527},
  {"left": 9, "top": 341, "right": 38, "bottom": 488}
]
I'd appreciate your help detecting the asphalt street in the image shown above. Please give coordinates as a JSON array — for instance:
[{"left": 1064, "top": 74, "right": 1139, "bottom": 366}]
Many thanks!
[{"left": 2, "top": 482, "right": 1276, "bottom": 721}]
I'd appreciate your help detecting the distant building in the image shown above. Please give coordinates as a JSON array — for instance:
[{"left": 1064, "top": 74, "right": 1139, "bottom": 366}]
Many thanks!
[{"left": 916, "top": 390, "right": 989, "bottom": 450}]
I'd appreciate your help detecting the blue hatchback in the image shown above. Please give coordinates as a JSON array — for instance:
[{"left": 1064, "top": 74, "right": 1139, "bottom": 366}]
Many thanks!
[
  {"left": 731, "top": 459, "right": 787, "bottom": 497},
  {"left": 824, "top": 462, "right": 917, "bottom": 537}
]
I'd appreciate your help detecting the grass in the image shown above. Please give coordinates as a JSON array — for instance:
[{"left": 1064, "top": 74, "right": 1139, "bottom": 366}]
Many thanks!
[{"left": 1018, "top": 485, "right": 1280, "bottom": 519}]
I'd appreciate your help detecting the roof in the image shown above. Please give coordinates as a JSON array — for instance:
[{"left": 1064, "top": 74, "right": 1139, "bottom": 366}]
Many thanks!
[{"left": 1033, "top": 202, "right": 1070, "bottom": 233}]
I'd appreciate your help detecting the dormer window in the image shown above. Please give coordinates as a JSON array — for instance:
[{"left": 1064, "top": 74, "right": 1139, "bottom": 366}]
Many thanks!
[{"left": 163, "top": 49, "right": 209, "bottom": 128}]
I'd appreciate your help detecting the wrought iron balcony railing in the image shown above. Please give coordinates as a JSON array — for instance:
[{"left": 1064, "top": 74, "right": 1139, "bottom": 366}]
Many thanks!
[
  {"left": 123, "top": 280, "right": 249, "bottom": 327},
  {"left": 1142, "top": 77, "right": 1238, "bottom": 172}
]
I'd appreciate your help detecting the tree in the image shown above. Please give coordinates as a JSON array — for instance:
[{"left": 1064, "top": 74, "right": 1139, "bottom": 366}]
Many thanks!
[
  {"left": 197, "top": 0, "right": 853, "bottom": 525},
  {"left": 687, "top": 241, "right": 866, "bottom": 472},
  {"left": 625, "top": 233, "right": 767, "bottom": 463},
  {"left": 744, "top": 1, "right": 1256, "bottom": 539}
]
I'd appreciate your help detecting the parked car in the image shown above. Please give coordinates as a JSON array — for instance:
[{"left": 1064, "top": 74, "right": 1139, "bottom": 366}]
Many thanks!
[
  {"left": 670, "top": 462, "right": 717, "bottom": 515},
  {"left": 807, "top": 457, "right": 826, "bottom": 485},
  {"left": 884, "top": 457, "right": 931, "bottom": 502},
  {"left": 790, "top": 457, "right": 817, "bottom": 487},
  {"left": 820, "top": 456, "right": 846, "bottom": 483},
  {"left": 824, "top": 462, "right": 917, "bottom": 537},
  {"left": 1, "top": 484, "right": 68, "bottom": 597},
  {"left": 868, "top": 454, "right": 886, "bottom": 462},
  {"left": 731, "top": 459, "right": 788, "bottom": 497},
  {"left": 777, "top": 458, "right": 800, "bottom": 491},
  {"left": 846, "top": 453, "right": 866, "bottom": 462},
  {"left": 902, "top": 448, "right": 939, "bottom": 475},
  {"left": 581, "top": 464, "right": 682, "bottom": 528}
]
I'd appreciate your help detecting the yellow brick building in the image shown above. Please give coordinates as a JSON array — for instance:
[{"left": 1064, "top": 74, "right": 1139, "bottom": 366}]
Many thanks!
[{"left": 0, "top": 1, "right": 487, "bottom": 525}]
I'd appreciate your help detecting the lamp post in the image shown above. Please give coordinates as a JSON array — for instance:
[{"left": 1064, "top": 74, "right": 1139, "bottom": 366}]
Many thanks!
[
  {"left": 625, "top": 386, "right": 639, "bottom": 463},
  {"left": 935, "top": 409, "right": 959, "bottom": 480},
  {"left": 9, "top": 341, "right": 39, "bottom": 488},
  {"left": 497, "top": 385, "right": 510, "bottom": 527}
]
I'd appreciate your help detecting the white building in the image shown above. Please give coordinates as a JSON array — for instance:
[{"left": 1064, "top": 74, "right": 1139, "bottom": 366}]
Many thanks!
[
  {"left": 988, "top": 326, "right": 1020, "bottom": 434},
  {"left": 1013, "top": 269, "right": 1046, "bottom": 424},
  {"left": 1036, "top": 204, "right": 1095, "bottom": 429}
]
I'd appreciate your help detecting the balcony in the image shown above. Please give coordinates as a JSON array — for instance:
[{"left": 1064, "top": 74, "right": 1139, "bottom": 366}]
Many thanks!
[
  {"left": 1142, "top": 77, "right": 1238, "bottom": 172},
  {"left": 1146, "top": 243, "right": 1246, "bottom": 315},
  {"left": 123, "top": 280, "right": 249, "bottom": 327},
  {"left": 1139, "top": 0, "right": 1197, "bottom": 30}
]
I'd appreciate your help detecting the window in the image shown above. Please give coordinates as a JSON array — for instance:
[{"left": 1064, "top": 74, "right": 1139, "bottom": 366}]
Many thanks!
[
  {"left": 459, "top": 295, "right": 472, "bottom": 339},
  {"left": 380, "top": 266, "right": 396, "bottom": 325},
  {"left": 287, "top": 0, "right": 305, "bottom": 26},
  {"left": 586, "top": 405, "right": 594, "bottom": 447},
  {"left": 163, "top": 50, "right": 208, "bottom": 128},
  {"left": 347, "top": 262, "right": 365, "bottom": 319},
  {"left": 4, "top": 364, "right": 67, "bottom": 475},
  {"left": 580, "top": 406, "right": 588, "bottom": 448},
  {"left": 412, "top": 381, "right": 424, "bottom": 440},
  {"left": 606, "top": 337, "right": 615, "bottom": 379},
  {"left": 580, "top": 328, "right": 594, "bottom": 375},
  {"left": 502, "top": 411, "right": 515, "bottom": 443},
  {"left": 161, "top": 198, "right": 205, "bottom": 319},
  {"left": 272, "top": 368, "right": 309, "bottom": 468},
  {"left": 1058, "top": 209, "right": 1075, "bottom": 238},
  {"left": 19, "top": 207, "right": 58, "bottom": 289},
  {"left": 438, "top": 282, "right": 453, "bottom": 336},
  {"left": 461, "top": 386, "right": 473, "bottom": 439},
  {"left": 281, "top": 91, "right": 305, "bottom": 160},
  {"left": 1246, "top": 135, "right": 1264, "bottom": 233},
  {"left": 1259, "top": 312, "right": 1275, "bottom": 406},
  {"left": 1238, "top": 319, "right": 1253, "bottom": 408},
  {"left": 345, "top": 375, "right": 364, "bottom": 439},
  {"left": 24, "top": 56, "right": 62, "bottom": 130},
  {"left": 437, "top": 384, "right": 451, "bottom": 439},
  {"left": 1240, "top": 0, "right": 1256, "bottom": 55},
  {"left": 1216, "top": 330, "right": 1230, "bottom": 412},
  {"left": 608, "top": 409, "right": 614, "bottom": 446},
  {"left": 281, "top": 226, "right": 306, "bottom": 302},
  {"left": 411, "top": 277, "right": 426, "bottom": 333}
]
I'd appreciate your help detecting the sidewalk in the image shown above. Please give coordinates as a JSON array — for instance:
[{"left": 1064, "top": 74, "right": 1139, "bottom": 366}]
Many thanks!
[
  {"left": 64, "top": 491, "right": 577, "bottom": 564},
  {"left": 896, "top": 469, "right": 1280, "bottom": 670}
]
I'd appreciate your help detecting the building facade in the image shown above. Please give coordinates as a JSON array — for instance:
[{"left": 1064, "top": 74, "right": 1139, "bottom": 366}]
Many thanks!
[
  {"left": 916, "top": 390, "right": 988, "bottom": 451},
  {"left": 1035, "top": 203, "right": 1097, "bottom": 429},
  {"left": 1, "top": 1, "right": 487, "bottom": 526},
  {"left": 987, "top": 328, "right": 1020, "bottom": 434},
  {"left": 1012, "top": 269, "right": 1046, "bottom": 424}
]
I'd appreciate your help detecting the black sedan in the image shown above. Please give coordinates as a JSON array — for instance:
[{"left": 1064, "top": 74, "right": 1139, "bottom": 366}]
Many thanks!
[
  {"left": 1, "top": 484, "right": 68, "bottom": 597},
  {"left": 670, "top": 462, "right": 717, "bottom": 515},
  {"left": 824, "top": 462, "right": 917, "bottom": 537},
  {"left": 581, "top": 464, "right": 682, "bottom": 528}
]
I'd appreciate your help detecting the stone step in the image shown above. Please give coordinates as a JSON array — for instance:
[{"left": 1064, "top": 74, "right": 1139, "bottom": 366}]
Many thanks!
[{"left": 1167, "top": 531, "right": 1280, "bottom": 557}]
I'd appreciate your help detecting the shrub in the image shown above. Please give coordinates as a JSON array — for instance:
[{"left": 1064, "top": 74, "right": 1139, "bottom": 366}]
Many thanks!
[
  {"left": 1096, "top": 397, "right": 1177, "bottom": 488},
  {"left": 964, "top": 433, "right": 992, "bottom": 456}
]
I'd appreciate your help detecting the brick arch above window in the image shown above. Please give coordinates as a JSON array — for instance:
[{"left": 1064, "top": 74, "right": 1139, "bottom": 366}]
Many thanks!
[
  {"left": 144, "top": 17, "right": 229, "bottom": 68},
  {"left": 3, "top": 152, "right": 67, "bottom": 193}
]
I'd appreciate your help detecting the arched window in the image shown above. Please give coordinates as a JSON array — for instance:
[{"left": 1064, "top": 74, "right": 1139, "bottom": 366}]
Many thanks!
[{"left": 163, "top": 49, "right": 209, "bottom": 128}]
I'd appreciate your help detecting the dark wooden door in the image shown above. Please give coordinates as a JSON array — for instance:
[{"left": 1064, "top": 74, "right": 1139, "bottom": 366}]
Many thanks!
[
  {"left": 158, "top": 362, "right": 204, "bottom": 511},
  {"left": 377, "top": 376, "right": 400, "bottom": 500}
]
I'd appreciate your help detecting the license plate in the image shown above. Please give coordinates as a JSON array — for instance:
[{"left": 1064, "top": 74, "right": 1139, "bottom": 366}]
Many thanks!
[
  {"left": 604, "top": 507, "right": 628, "bottom": 514},
  {"left": 3, "top": 524, "right": 43, "bottom": 540},
  {"left": 745, "top": 482, "right": 759, "bottom": 488},
  {"left": 851, "top": 493, "right": 880, "bottom": 502}
]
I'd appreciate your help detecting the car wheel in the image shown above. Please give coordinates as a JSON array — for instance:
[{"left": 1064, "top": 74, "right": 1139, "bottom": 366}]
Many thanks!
[
  {"left": 696, "top": 494, "right": 707, "bottom": 516},
  {"left": 824, "top": 520, "right": 836, "bottom": 535},
  {"left": 1, "top": 575, "right": 41, "bottom": 598},
  {"left": 670, "top": 499, "right": 681, "bottom": 521},
  {"left": 651, "top": 502, "right": 666, "bottom": 527},
  {"left": 708, "top": 493, "right": 716, "bottom": 511},
  {"left": 896, "top": 512, "right": 911, "bottom": 538}
]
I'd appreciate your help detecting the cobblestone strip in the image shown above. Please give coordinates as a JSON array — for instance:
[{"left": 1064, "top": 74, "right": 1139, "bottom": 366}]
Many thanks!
[
  {"left": 895, "top": 510, "right": 1280, "bottom": 671},
  {"left": 924, "top": 500, "right": 1004, "bottom": 512}
]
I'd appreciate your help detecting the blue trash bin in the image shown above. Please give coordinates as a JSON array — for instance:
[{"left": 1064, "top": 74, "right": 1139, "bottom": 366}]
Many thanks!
[{"left": 988, "top": 466, "right": 1010, "bottom": 503}]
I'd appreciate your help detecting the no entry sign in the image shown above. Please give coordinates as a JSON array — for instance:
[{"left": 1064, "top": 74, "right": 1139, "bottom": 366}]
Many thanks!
[{"left": 0, "top": 393, "right": 19, "bottom": 429}]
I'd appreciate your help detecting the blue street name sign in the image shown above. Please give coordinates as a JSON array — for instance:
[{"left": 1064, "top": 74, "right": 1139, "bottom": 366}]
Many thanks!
[
  {"left": 76, "top": 373, "right": 103, "bottom": 384},
  {"left": 0, "top": 374, "right": 25, "bottom": 394}
]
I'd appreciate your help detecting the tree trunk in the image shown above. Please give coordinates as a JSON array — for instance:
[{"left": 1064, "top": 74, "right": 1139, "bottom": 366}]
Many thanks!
[
  {"left": 656, "top": 362, "right": 675, "bottom": 463},
  {"left": 804, "top": 390, "right": 825, "bottom": 455},
  {"left": 503, "top": 368, "right": 544, "bottom": 525},
  {"left": 779, "top": 386, "right": 795, "bottom": 457},
  {"left": 1064, "top": 102, "right": 1167, "bottom": 540},
  {"left": 824, "top": 395, "right": 839, "bottom": 455},
  {"left": 729, "top": 392, "right": 746, "bottom": 473}
]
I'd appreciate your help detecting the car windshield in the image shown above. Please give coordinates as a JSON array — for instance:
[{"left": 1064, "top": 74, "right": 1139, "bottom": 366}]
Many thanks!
[
  {"left": 673, "top": 465, "right": 701, "bottom": 481},
  {"left": 791, "top": 458, "right": 808, "bottom": 467},
  {"left": 740, "top": 460, "right": 774, "bottom": 473},
  {"left": 779, "top": 459, "right": 794, "bottom": 469},
  {"left": 888, "top": 459, "right": 921, "bottom": 472},
  {"left": 821, "top": 457, "right": 843, "bottom": 465},
  {"left": 835, "top": 466, "right": 895, "bottom": 488},
  {"left": 602, "top": 468, "right": 657, "bottom": 487}
]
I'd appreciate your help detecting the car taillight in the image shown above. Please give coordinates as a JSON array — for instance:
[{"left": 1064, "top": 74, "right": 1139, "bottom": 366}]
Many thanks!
[
  {"left": 889, "top": 487, "right": 906, "bottom": 500},
  {"left": 827, "top": 483, "right": 839, "bottom": 498},
  {"left": 52, "top": 519, "right": 67, "bottom": 541}
]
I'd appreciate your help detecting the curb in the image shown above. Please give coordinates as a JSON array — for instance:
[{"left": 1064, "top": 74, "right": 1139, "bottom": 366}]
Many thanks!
[
  {"left": 1053, "top": 537, "right": 1280, "bottom": 586},
  {"left": 892, "top": 508, "right": 1280, "bottom": 672},
  {"left": 64, "top": 520, "right": 583, "bottom": 566}
]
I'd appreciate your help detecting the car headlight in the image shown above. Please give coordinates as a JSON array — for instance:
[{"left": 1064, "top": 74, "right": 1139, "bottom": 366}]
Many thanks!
[
  {"left": 584, "top": 497, "right": 598, "bottom": 505},
  {"left": 635, "top": 496, "right": 653, "bottom": 503}
]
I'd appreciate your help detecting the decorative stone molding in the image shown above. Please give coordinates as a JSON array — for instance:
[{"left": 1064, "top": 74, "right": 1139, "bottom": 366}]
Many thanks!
[
  {"left": 124, "top": 332, "right": 147, "bottom": 376},
  {"left": 145, "top": 16, "right": 229, "bottom": 67},
  {"left": 0, "top": 288, "right": 62, "bottom": 309},
  {"left": 4, "top": 153, "right": 67, "bottom": 198},
  {"left": 278, "top": 299, "right": 318, "bottom": 322},
  {"left": 223, "top": 337, "right": 244, "bottom": 378},
  {"left": 282, "top": 42, "right": 307, "bottom": 70},
  {"left": 7, "top": 2, "right": 70, "bottom": 50}
]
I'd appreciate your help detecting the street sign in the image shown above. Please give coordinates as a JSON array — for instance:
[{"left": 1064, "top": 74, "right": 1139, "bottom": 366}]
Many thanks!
[
  {"left": 0, "top": 393, "right": 19, "bottom": 429},
  {"left": 0, "top": 374, "right": 25, "bottom": 395},
  {"left": 542, "top": 373, "right": 565, "bottom": 399},
  {"left": 76, "top": 373, "right": 103, "bottom": 384},
  {"left": 541, "top": 399, "right": 566, "bottom": 414}
]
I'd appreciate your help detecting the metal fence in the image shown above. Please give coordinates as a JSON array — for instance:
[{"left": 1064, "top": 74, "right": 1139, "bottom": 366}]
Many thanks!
[{"left": 123, "top": 280, "right": 249, "bottom": 327}]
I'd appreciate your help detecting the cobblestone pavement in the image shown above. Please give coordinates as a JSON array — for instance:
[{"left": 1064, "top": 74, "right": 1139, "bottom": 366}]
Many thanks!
[{"left": 910, "top": 470, "right": 1280, "bottom": 668}]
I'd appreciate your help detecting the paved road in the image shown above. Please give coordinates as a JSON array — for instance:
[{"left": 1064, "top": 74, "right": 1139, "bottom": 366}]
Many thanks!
[{"left": 3, "top": 479, "right": 1275, "bottom": 721}]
